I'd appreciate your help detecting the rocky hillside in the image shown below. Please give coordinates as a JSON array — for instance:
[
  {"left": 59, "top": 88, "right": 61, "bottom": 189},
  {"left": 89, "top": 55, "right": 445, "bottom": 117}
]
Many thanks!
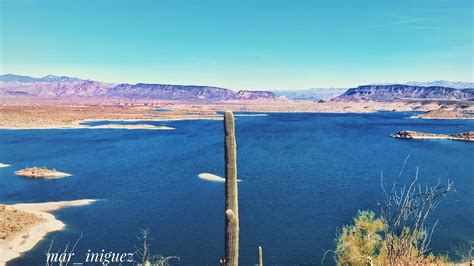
[
  {"left": 334, "top": 85, "right": 474, "bottom": 101},
  {"left": 0, "top": 74, "right": 279, "bottom": 101}
]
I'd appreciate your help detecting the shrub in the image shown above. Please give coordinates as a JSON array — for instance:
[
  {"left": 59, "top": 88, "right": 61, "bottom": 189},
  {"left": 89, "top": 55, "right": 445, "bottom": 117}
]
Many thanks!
[
  {"left": 336, "top": 210, "right": 384, "bottom": 265},
  {"left": 334, "top": 168, "right": 454, "bottom": 265}
]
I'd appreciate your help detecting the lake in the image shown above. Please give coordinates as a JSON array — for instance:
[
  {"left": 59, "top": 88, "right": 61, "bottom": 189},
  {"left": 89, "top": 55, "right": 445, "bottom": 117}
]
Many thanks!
[{"left": 1, "top": 112, "right": 473, "bottom": 265}]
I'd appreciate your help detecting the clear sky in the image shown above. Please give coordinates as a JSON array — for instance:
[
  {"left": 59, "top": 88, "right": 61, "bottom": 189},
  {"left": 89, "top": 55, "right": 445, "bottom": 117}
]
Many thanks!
[{"left": 0, "top": 0, "right": 472, "bottom": 90}]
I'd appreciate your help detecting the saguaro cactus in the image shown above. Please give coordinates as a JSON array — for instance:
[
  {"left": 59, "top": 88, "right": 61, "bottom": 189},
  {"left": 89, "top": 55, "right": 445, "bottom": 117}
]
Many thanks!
[
  {"left": 223, "top": 111, "right": 239, "bottom": 266},
  {"left": 258, "top": 246, "right": 263, "bottom": 266}
]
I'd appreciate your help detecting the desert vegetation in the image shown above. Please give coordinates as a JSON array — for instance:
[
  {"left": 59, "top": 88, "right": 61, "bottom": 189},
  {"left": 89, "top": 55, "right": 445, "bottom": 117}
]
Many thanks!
[
  {"left": 220, "top": 111, "right": 264, "bottom": 266},
  {"left": 330, "top": 167, "right": 463, "bottom": 265},
  {"left": 221, "top": 111, "right": 240, "bottom": 266},
  {"left": 135, "top": 229, "right": 179, "bottom": 266}
]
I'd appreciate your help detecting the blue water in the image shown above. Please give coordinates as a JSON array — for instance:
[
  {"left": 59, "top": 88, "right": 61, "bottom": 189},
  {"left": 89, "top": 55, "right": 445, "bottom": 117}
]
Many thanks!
[{"left": 0, "top": 112, "right": 473, "bottom": 265}]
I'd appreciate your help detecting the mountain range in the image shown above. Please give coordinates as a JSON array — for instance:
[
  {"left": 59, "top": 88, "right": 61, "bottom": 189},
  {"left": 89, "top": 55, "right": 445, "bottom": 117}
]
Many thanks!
[
  {"left": 0, "top": 74, "right": 279, "bottom": 101},
  {"left": 274, "top": 81, "right": 474, "bottom": 101},
  {"left": 335, "top": 84, "right": 474, "bottom": 101},
  {"left": 1, "top": 74, "right": 473, "bottom": 102}
]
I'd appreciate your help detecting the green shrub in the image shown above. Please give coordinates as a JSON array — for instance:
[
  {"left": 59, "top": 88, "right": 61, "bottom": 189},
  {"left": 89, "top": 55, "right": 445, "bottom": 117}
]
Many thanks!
[
  {"left": 336, "top": 210, "right": 384, "bottom": 265},
  {"left": 335, "top": 170, "right": 455, "bottom": 265}
]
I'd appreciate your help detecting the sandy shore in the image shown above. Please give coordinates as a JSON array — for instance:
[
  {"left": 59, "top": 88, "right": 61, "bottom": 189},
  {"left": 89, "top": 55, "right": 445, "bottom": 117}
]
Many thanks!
[
  {"left": 199, "top": 173, "right": 226, "bottom": 182},
  {"left": 0, "top": 100, "right": 473, "bottom": 130},
  {"left": 83, "top": 124, "right": 175, "bottom": 130},
  {"left": 0, "top": 104, "right": 220, "bottom": 130},
  {"left": 0, "top": 199, "right": 96, "bottom": 265},
  {"left": 198, "top": 173, "right": 242, "bottom": 182}
]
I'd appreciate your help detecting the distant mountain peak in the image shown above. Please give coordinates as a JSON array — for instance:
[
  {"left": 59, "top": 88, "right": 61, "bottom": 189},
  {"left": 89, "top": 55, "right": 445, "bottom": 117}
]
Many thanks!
[
  {"left": 40, "top": 75, "right": 83, "bottom": 82},
  {"left": 0, "top": 74, "right": 39, "bottom": 82},
  {"left": 42, "top": 74, "right": 60, "bottom": 78},
  {"left": 0, "top": 74, "right": 83, "bottom": 83}
]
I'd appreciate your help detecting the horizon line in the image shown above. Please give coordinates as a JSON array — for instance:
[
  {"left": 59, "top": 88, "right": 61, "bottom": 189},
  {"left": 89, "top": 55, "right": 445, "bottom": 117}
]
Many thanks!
[{"left": 1, "top": 73, "right": 473, "bottom": 91}]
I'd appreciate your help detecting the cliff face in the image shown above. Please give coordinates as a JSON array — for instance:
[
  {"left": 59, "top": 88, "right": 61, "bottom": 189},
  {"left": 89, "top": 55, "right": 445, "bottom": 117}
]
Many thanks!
[
  {"left": 335, "top": 85, "right": 474, "bottom": 101},
  {"left": 0, "top": 74, "right": 278, "bottom": 101}
]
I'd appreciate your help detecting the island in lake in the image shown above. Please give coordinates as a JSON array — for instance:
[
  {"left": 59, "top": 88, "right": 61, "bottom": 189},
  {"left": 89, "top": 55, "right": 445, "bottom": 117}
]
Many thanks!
[
  {"left": 392, "top": 131, "right": 474, "bottom": 142},
  {"left": 15, "top": 167, "right": 71, "bottom": 179}
]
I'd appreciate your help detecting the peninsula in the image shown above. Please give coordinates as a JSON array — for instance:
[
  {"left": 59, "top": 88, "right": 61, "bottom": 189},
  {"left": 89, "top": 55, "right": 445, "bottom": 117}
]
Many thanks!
[
  {"left": 413, "top": 109, "right": 474, "bottom": 119},
  {"left": 0, "top": 199, "right": 96, "bottom": 265}
]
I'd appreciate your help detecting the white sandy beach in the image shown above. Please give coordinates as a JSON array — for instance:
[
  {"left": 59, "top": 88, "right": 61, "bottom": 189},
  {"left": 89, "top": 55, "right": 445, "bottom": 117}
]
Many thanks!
[
  {"left": 0, "top": 199, "right": 96, "bottom": 265},
  {"left": 1, "top": 121, "right": 178, "bottom": 131},
  {"left": 198, "top": 173, "right": 242, "bottom": 182},
  {"left": 86, "top": 124, "right": 175, "bottom": 130}
]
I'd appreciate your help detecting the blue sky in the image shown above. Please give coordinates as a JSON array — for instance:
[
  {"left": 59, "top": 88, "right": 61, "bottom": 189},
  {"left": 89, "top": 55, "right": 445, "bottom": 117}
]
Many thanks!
[{"left": 0, "top": 0, "right": 472, "bottom": 90}]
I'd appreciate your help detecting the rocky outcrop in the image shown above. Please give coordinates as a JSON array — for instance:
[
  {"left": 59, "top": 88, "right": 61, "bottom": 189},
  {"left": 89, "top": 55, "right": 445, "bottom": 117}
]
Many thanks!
[
  {"left": 15, "top": 167, "right": 71, "bottom": 178},
  {"left": 392, "top": 131, "right": 474, "bottom": 142},
  {"left": 335, "top": 85, "right": 474, "bottom": 101}
]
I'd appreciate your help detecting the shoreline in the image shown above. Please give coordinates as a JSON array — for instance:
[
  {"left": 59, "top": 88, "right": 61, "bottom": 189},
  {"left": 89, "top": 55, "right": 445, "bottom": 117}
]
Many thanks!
[
  {"left": 0, "top": 199, "right": 97, "bottom": 265},
  {"left": 1, "top": 110, "right": 472, "bottom": 130},
  {"left": 411, "top": 116, "right": 474, "bottom": 120},
  {"left": 0, "top": 117, "right": 222, "bottom": 130},
  {"left": 0, "top": 102, "right": 473, "bottom": 130}
]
